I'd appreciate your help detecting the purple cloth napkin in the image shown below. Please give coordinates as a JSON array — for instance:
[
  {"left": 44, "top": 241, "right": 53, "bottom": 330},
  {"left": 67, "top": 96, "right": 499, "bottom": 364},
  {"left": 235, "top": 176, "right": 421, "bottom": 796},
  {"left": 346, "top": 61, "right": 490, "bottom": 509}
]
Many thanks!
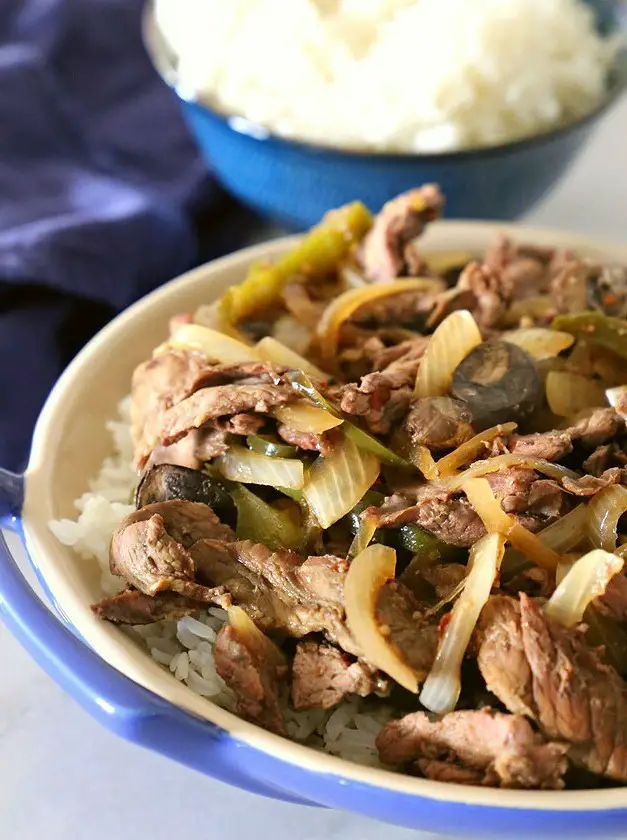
[{"left": 0, "top": 0, "right": 217, "bottom": 470}]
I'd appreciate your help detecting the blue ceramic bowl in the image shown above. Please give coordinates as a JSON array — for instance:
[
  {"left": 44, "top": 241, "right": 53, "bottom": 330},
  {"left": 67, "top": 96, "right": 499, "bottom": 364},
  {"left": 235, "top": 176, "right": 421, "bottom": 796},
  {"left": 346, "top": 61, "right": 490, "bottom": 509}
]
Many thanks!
[
  {"left": 144, "top": 0, "right": 627, "bottom": 229},
  {"left": 3, "top": 222, "right": 627, "bottom": 838}
]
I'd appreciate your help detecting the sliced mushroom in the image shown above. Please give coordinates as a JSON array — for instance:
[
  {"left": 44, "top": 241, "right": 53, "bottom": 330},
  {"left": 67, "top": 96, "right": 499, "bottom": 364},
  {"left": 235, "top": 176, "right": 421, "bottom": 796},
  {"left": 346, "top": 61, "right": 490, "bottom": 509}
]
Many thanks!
[
  {"left": 136, "top": 464, "right": 237, "bottom": 527},
  {"left": 451, "top": 340, "right": 542, "bottom": 429}
]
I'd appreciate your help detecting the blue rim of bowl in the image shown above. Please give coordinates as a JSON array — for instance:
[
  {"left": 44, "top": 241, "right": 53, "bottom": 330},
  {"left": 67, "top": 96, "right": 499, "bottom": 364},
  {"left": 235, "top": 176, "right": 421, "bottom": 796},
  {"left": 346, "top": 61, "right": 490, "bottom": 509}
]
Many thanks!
[{"left": 143, "top": 0, "right": 627, "bottom": 162}]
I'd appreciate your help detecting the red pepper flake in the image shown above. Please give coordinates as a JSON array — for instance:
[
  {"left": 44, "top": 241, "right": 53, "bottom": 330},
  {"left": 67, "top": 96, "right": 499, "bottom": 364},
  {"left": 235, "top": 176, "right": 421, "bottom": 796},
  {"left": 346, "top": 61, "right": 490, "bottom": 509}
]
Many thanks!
[
  {"left": 439, "top": 612, "right": 452, "bottom": 635},
  {"left": 604, "top": 293, "right": 619, "bottom": 307}
]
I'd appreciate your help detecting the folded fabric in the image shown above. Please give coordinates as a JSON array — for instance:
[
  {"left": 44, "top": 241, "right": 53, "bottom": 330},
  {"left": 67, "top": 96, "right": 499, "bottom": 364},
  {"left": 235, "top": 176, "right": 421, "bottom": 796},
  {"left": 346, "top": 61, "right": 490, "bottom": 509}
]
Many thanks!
[{"left": 0, "top": 0, "right": 217, "bottom": 470}]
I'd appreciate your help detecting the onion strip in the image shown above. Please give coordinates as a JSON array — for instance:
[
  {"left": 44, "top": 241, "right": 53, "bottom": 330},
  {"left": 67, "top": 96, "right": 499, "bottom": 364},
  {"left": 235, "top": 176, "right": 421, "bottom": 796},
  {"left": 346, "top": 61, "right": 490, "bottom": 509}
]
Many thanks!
[
  {"left": 348, "top": 512, "right": 379, "bottom": 559},
  {"left": 415, "top": 310, "right": 482, "bottom": 397},
  {"left": 503, "top": 328, "right": 574, "bottom": 361},
  {"left": 419, "top": 532, "right": 505, "bottom": 714},
  {"left": 317, "top": 279, "right": 443, "bottom": 363},
  {"left": 463, "top": 477, "right": 562, "bottom": 572},
  {"left": 303, "top": 434, "right": 380, "bottom": 529},
  {"left": 444, "top": 453, "right": 579, "bottom": 491},
  {"left": 544, "top": 550, "right": 624, "bottom": 628},
  {"left": 436, "top": 423, "right": 517, "bottom": 477},
  {"left": 255, "top": 336, "right": 329, "bottom": 379},
  {"left": 272, "top": 403, "right": 343, "bottom": 434},
  {"left": 546, "top": 371, "right": 606, "bottom": 417},
  {"left": 587, "top": 484, "right": 627, "bottom": 552},
  {"left": 217, "top": 445, "right": 304, "bottom": 489},
  {"left": 344, "top": 545, "right": 419, "bottom": 692},
  {"left": 169, "top": 324, "right": 258, "bottom": 363}
]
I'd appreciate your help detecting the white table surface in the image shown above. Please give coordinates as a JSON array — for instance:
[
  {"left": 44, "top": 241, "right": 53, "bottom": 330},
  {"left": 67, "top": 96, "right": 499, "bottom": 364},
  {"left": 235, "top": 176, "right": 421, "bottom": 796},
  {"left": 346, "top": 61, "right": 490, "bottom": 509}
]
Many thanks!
[{"left": 3, "top": 96, "right": 627, "bottom": 840}]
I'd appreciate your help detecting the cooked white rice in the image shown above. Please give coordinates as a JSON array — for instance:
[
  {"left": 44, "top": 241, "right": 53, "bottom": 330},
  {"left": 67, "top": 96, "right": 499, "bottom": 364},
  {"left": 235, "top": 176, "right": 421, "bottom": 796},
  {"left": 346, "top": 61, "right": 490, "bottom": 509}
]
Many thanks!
[
  {"left": 155, "top": 0, "right": 619, "bottom": 153},
  {"left": 49, "top": 399, "right": 392, "bottom": 764}
]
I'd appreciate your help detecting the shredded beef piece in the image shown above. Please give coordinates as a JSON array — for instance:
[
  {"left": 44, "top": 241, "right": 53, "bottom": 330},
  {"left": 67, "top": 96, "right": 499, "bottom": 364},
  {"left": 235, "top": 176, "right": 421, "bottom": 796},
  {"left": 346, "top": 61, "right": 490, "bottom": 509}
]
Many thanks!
[
  {"left": 421, "top": 564, "right": 468, "bottom": 600},
  {"left": 376, "top": 581, "right": 438, "bottom": 676},
  {"left": 570, "top": 408, "right": 624, "bottom": 449},
  {"left": 595, "top": 574, "right": 627, "bottom": 623},
  {"left": 562, "top": 468, "right": 627, "bottom": 496},
  {"left": 376, "top": 709, "right": 567, "bottom": 789},
  {"left": 505, "top": 431, "right": 574, "bottom": 462},
  {"left": 584, "top": 444, "right": 627, "bottom": 476},
  {"left": 214, "top": 624, "right": 287, "bottom": 735},
  {"left": 475, "top": 594, "right": 627, "bottom": 781},
  {"left": 550, "top": 261, "right": 590, "bottom": 314},
  {"left": 359, "top": 185, "right": 444, "bottom": 283},
  {"left": 137, "top": 383, "right": 294, "bottom": 467},
  {"left": 378, "top": 468, "right": 568, "bottom": 547},
  {"left": 276, "top": 423, "right": 333, "bottom": 455},
  {"left": 91, "top": 588, "right": 229, "bottom": 624},
  {"left": 334, "top": 370, "right": 413, "bottom": 435},
  {"left": 484, "top": 236, "right": 560, "bottom": 299},
  {"left": 368, "top": 336, "right": 429, "bottom": 373},
  {"left": 351, "top": 288, "right": 444, "bottom": 329},
  {"left": 456, "top": 261, "right": 515, "bottom": 329},
  {"left": 403, "top": 397, "right": 475, "bottom": 451},
  {"left": 107, "top": 501, "right": 235, "bottom": 601},
  {"left": 227, "top": 413, "right": 266, "bottom": 436},
  {"left": 290, "top": 642, "right": 384, "bottom": 710}
]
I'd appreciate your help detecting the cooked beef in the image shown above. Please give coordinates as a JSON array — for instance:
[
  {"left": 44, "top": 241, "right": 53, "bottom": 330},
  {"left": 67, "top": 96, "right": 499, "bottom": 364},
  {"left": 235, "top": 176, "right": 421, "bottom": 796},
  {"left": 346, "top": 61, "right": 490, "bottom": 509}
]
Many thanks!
[
  {"left": 421, "top": 563, "right": 467, "bottom": 599},
  {"left": 484, "top": 236, "right": 560, "bottom": 300},
  {"left": 291, "top": 642, "right": 383, "bottom": 710},
  {"left": 587, "top": 264, "right": 627, "bottom": 319},
  {"left": 227, "top": 413, "right": 266, "bottom": 435},
  {"left": 137, "top": 384, "right": 295, "bottom": 467},
  {"left": 214, "top": 624, "right": 287, "bottom": 735},
  {"left": 276, "top": 424, "right": 333, "bottom": 455},
  {"left": 334, "top": 370, "right": 413, "bottom": 435},
  {"left": 595, "top": 574, "right": 627, "bottom": 623},
  {"left": 550, "top": 261, "right": 590, "bottom": 314},
  {"left": 376, "top": 581, "right": 438, "bottom": 676},
  {"left": 489, "top": 408, "right": 624, "bottom": 464},
  {"left": 91, "top": 588, "right": 228, "bottom": 624},
  {"left": 351, "top": 288, "right": 443, "bottom": 329},
  {"left": 403, "top": 397, "right": 475, "bottom": 451},
  {"left": 359, "top": 185, "right": 445, "bottom": 283},
  {"left": 368, "top": 336, "right": 429, "bottom": 374},
  {"left": 106, "top": 500, "right": 234, "bottom": 601},
  {"left": 562, "top": 468, "right": 627, "bottom": 497},
  {"left": 475, "top": 594, "right": 627, "bottom": 782},
  {"left": 584, "top": 444, "right": 627, "bottom": 476},
  {"left": 456, "top": 262, "right": 515, "bottom": 329},
  {"left": 376, "top": 708, "right": 567, "bottom": 789},
  {"left": 378, "top": 468, "right": 568, "bottom": 547}
]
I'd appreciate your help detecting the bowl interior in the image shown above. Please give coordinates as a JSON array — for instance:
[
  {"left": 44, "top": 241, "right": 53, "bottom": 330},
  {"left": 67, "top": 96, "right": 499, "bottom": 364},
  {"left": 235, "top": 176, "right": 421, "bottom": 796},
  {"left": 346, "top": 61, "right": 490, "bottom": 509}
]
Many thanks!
[{"left": 22, "top": 222, "right": 627, "bottom": 809}]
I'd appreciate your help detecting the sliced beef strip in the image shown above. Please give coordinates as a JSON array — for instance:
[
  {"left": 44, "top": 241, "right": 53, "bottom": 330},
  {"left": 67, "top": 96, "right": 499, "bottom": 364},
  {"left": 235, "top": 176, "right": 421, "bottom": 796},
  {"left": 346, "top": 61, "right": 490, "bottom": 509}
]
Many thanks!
[
  {"left": 376, "top": 708, "right": 567, "bottom": 789},
  {"left": 358, "top": 185, "right": 445, "bottom": 283},
  {"left": 214, "top": 624, "right": 287, "bottom": 735},
  {"left": 377, "top": 469, "right": 569, "bottom": 547},
  {"left": 290, "top": 642, "right": 384, "bottom": 711},
  {"left": 227, "top": 413, "right": 266, "bottom": 435},
  {"left": 475, "top": 594, "right": 627, "bottom": 781},
  {"left": 584, "top": 444, "right": 627, "bottom": 477},
  {"left": 403, "top": 397, "right": 475, "bottom": 451},
  {"left": 562, "top": 468, "right": 627, "bottom": 497},
  {"left": 351, "top": 288, "right": 444, "bottom": 329},
  {"left": 333, "top": 370, "right": 413, "bottom": 435},
  {"left": 276, "top": 423, "right": 334, "bottom": 455},
  {"left": 595, "top": 574, "right": 627, "bottom": 623},
  {"left": 421, "top": 563, "right": 468, "bottom": 600},
  {"left": 483, "top": 236, "right": 561, "bottom": 300},
  {"left": 570, "top": 408, "right": 624, "bottom": 449},
  {"left": 137, "top": 383, "right": 295, "bottom": 468},
  {"left": 91, "top": 588, "right": 230, "bottom": 625},
  {"left": 376, "top": 581, "right": 438, "bottom": 677},
  {"left": 456, "top": 261, "right": 515, "bottom": 330}
]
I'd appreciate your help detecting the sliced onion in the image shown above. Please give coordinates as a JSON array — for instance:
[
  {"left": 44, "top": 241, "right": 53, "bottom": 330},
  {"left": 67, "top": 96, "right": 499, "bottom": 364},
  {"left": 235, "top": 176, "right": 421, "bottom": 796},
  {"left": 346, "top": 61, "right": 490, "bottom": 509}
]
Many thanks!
[
  {"left": 271, "top": 315, "right": 312, "bottom": 356},
  {"left": 503, "top": 328, "right": 574, "bottom": 361},
  {"left": 228, "top": 606, "right": 287, "bottom": 668},
  {"left": 230, "top": 484, "right": 303, "bottom": 551},
  {"left": 463, "top": 477, "right": 562, "bottom": 572},
  {"left": 287, "top": 371, "right": 411, "bottom": 468},
  {"left": 424, "top": 575, "right": 468, "bottom": 618},
  {"left": 544, "top": 550, "right": 624, "bottom": 628},
  {"left": 272, "top": 403, "right": 343, "bottom": 434},
  {"left": 303, "top": 434, "right": 379, "bottom": 529},
  {"left": 340, "top": 265, "right": 368, "bottom": 289},
  {"left": 170, "top": 324, "right": 258, "bottom": 364},
  {"left": 503, "top": 295, "right": 555, "bottom": 327},
  {"left": 317, "top": 278, "right": 444, "bottom": 362},
  {"left": 410, "top": 443, "right": 439, "bottom": 480},
  {"left": 420, "top": 532, "right": 505, "bottom": 714},
  {"left": 536, "top": 504, "right": 588, "bottom": 552},
  {"left": 415, "top": 310, "right": 482, "bottom": 398},
  {"left": 587, "top": 484, "right": 627, "bottom": 551},
  {"left": 436, "top": 423, "right": 517, "bottom": 477},
  {"left": 193, "top": 302, "right": 221, "bottom": 330},
  {"left": 255, "top": 336, "right": 329, "bottom": 380},
  {"left": 606, "top": 385, "right": 627, "bottom": 417},
  {"left": 348, "top": 511, "right": 378, "bottom": 559},
  {"left": 546, "top": 371, "right": 606, "bottom": 418},
  {"left": 217, "top": 444, "right": 304, "bottom": 489},
  {"left": 344, "top": 544, "right": 419, "bottom": 692},
  {"left": 246, "top": 434, "right": 298, "bottom": 458},
  {"left": 444, "top": 453, "right": 579, "bottom": 491}
]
